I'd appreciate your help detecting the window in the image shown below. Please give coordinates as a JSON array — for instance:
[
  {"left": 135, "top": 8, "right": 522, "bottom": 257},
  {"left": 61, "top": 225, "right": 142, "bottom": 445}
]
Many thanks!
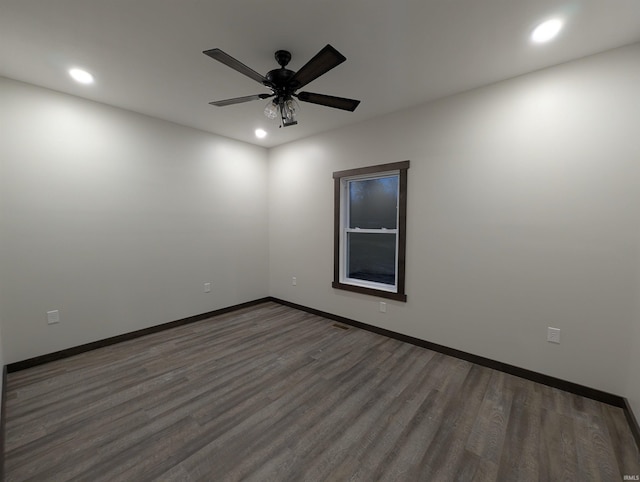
[{"left": 333, "top": 161, "right": 409, "bottom": 301}]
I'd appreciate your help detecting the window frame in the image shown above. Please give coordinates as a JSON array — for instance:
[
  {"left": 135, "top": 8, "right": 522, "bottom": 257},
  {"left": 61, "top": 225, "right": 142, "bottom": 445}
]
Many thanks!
[
  {"left": 332, "top": 161, "right": 409, "bottom": 302},
  {"left": 343, "top": 173, "right": 400, "bottom": 292}
]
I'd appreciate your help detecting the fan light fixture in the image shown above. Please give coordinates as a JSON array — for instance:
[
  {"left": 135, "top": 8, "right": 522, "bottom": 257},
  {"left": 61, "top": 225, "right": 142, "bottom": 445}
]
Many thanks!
[
  {"left": 264, "top": 100, "right": 279, "bottom": 119},
  {"left": 280, "top": 98, "right": 299, "bottom": 127},
  {"left": 264, "top": 97, "right": 299, "bottom": 127}
]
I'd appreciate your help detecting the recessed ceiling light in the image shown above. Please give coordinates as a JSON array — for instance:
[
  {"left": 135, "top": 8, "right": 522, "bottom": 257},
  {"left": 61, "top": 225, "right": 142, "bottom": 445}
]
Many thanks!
[
  {"left": 255, "top": 128, "right": 267, "bottom": 139},
  {"left": 531, "top": 19, "right": 563, "bottom": 43},
  {"left": 69, "top": 68, "right": 94, "bottom": 84}
]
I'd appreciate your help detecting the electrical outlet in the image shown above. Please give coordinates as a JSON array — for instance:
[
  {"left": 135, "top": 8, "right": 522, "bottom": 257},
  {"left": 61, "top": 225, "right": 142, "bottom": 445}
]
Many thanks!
[
  {"left": 379, "top": 302, "right": 387, "bottom": 313},
  {"left": 204, "top": 282, "right": 211, "bottom": 293},
  {"left": 292, "top": 277, "right": 297, "bottom": 286},
  {"left": 547, "top": 327, "right": 560, "bottom": 344},
  {"left": 47, "top": 310, "right": 60, "bottom": 325}
]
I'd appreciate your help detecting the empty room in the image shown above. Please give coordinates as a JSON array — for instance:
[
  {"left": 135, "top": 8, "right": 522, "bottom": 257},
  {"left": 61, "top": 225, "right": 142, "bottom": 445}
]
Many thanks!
[{"left": 1, "top": 0, "right": 640, "bottom": 480}]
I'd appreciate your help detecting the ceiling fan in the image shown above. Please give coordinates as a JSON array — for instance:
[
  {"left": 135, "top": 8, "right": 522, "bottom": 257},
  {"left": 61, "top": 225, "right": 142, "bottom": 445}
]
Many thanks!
[{"left": 203, "top": 44, "right": 361, "bottom": 127}]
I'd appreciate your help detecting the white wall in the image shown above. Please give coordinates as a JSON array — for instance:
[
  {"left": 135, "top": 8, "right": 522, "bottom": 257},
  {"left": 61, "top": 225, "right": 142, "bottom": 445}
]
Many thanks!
[
  {"left": 0, "top": 317, "right": 4, "bottom": 404},
  {"left": 628, "top": 251, "right": 640, "bottom": 417},
  {"left": 269, "top": 43, "right": 640, "bottom": 397},
  {"left": 629, "top": 333, "right": 640, "bottom": 417},
  {"left": 0, "top": 78, "right": 269, "bottom": 364}
]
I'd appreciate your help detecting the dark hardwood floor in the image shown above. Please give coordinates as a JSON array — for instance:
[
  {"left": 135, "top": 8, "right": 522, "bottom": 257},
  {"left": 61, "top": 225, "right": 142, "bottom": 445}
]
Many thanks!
[{"left": 4, "top": 302, "right": 640, "bottom": 481}]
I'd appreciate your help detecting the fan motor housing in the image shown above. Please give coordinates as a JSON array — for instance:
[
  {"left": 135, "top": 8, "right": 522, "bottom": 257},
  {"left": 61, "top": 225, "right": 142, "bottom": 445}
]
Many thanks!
[{"left": 265, "top": 68, "right": 295, "bottom": 88}]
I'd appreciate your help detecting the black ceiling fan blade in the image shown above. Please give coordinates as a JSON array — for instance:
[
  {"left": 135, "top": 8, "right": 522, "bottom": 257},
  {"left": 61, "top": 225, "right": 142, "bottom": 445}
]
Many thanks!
[
  {"left": 209, "top": 93, "right": 273, "bottom": 107},
  {"left": 288, "top": 45, "right": 346, "bottom": 90},
  {"left": 297, "top": 92, "right": 361, "bottom": 112},
  {"left": 203, "top": 48, "right": 269, "bottom": 85}
]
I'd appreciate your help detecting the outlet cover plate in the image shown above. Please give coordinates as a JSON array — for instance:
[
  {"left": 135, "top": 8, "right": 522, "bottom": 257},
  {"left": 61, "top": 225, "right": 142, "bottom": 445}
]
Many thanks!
[
  {"left": 547, "top": 327, "right": 560, "bottom": 344},
  {"left": 47, "top": 310, "right": 60, "bottom": 324}
]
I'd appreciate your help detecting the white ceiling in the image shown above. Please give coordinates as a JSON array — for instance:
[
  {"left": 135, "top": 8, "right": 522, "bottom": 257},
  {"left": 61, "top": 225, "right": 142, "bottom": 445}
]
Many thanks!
[{"left": 1, "top": 0, "right": 639, "bottom": 148}]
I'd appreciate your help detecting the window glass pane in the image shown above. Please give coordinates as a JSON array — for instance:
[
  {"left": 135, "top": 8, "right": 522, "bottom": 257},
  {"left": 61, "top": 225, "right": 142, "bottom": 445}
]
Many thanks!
[
  {"left": 347, "top": 232, "right": 396, "bottom": 285},
  {"left": 349, "top": 176, "right": 398, "bottom": 229}
]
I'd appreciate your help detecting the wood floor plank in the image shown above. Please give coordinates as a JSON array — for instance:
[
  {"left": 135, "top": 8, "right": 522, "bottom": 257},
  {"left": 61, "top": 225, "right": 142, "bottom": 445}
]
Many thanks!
[
  {"left": 318, "top": 347, "right": 436, "bottom": 481},
  {"left": 288, "top": 346, "right": 432, "bottom": 481},
  {"left": 601, "top": 404, "right": 640, "bottom": 476},
  {"left": 496, "top": 386, "right": 541, "bottom": 480},
  {"left": 323, "top": 352, "right": 442, "bottom": 481},
  {"left": 4, "top": 301, "right": 638, "bottom": 481},
  {"left": 203, "top": 342, "right": 397, "bottom": 480},
  {"left": 538, "top": 408, "right": 578, "bottom": 481},
  {"left": 466, "top": 370, "right": 514, "bottom": 464},
  {"left": 413, "top": 364, "right": 493, "bottom": 481},
  {"left": 573, "top": 414, "right": 603, "bottom": 482}
]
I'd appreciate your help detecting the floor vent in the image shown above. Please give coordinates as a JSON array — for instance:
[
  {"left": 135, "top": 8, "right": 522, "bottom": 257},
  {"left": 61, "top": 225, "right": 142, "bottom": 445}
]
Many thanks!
[{"left": 332, "top": 323, "right": 349, "bottom": 330}]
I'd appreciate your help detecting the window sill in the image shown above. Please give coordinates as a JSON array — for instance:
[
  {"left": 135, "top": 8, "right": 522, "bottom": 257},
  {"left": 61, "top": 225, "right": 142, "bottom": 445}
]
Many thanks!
[{"left": 332, "top": 281, "right": 407, "bottom": 302}]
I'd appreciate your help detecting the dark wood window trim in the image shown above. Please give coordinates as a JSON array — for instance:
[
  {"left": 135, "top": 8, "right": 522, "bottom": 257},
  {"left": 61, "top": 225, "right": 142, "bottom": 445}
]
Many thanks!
[{"left": 333, "top": 161, "right": 409, "bottom": 302}]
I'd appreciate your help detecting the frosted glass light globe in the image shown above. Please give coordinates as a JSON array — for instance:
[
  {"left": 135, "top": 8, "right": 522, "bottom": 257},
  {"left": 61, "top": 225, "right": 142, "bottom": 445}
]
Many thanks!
[{"left": 264, "top": 101, "right": 278, "bottom": 119}]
